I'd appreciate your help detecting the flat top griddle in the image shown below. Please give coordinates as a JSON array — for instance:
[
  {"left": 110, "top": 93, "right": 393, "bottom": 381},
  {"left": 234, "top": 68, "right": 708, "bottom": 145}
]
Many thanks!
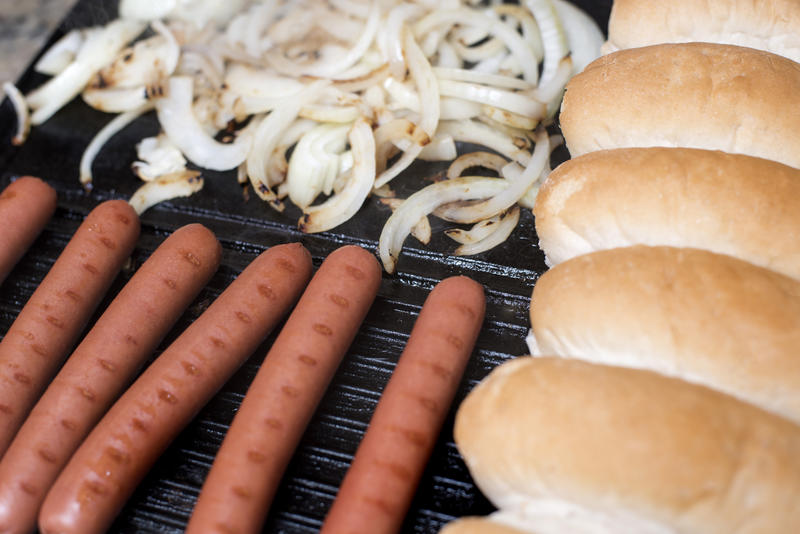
[{"left": 0, "top": 2, "right": 611, "bottom": 531}]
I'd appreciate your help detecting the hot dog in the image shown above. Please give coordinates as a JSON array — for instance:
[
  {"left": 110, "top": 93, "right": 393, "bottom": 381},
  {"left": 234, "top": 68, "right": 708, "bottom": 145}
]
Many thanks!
[
  {"left": 38, "top": 242, "right": 312, "bottom": 534},
  {"left": 320, "top": 275, "right": 485, "bottom": 534},
  {"left": 185, "top": 245, "right": 382, "bottom": 534},
  {"left": 0, "top": 176, "right": 57, "bottom": 286},
  {"left": 0, "top": 199, "right": 140, "bottom": 455},
  {"left": 0, "top": 223, "right": 221, "bottom": 534}
]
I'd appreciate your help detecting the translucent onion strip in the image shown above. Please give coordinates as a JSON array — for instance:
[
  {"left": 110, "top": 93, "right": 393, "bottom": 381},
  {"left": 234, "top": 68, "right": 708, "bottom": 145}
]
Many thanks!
[
  {"left": 128, "top": 171, "right": 203, "bottom": 215},
  {"left": 524, "top": 0, "right": 568, "bottom": 85},
  {"left": 437, "top": 128, "right": 549, "bottom": 223},
  {"left": 437, "top": 119, "right": 531, "bottom": 165},
  {"left": 26, "top": 19, "right": 145, "bottom": 125},
  {"left": 299, "top": 118, "right": 376, "bottom": 233},
  {"left": 80, "top": 103, "right": 154, "bottom": 187},
  {"left": 552, "top": 0, "right": 604, "bottom": 74},
  {"left": 378, "top": 176, "right": 508, "bottom": 273},
  {"left": 246, "top": 80, "right": 329, "bottom": 201},
  {"left": 438, "top": 79, "right": 545, "bottom": 118},
  {"left": 446, "top": 151, "right": 509, "bottom": 179},
  {"left": 34, "top": 29, "right": 85, "bottom": 76},
  {"left": 414, "top": 8, "right": 540, "bottom": 83},
  {"left": 156, "top": 76, "right": 250, "bottom": 171},
  {"left": 448, "top": 206, "right": 519, "bottom": 256},
  {"left": 380, "top": 198, "right": 432, "bottom": 244},
  {"left": 3, "top": 83, "right": 30, "bottom": 146},
  {"left": 374, "top": 27, "right": 439, "bottom": 188},
  {"left": 266, "top": 0, "right": 380, "bottom": 78},
  {"left": 433, "top": 67, "right": 533, "bottom": 90}
]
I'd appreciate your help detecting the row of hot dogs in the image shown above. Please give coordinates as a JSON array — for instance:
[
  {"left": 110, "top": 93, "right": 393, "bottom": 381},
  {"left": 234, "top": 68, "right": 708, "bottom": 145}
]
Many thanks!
[{"left": 0, "top": 176, "right": 486, "bottom": 534}]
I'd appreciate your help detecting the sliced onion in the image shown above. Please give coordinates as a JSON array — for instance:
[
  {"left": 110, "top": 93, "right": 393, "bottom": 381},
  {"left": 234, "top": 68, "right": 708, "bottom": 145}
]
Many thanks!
[
  {"left": 378, "top": 176, "right": 508, "bottom": 273},
  {"left": 286, "top": 122, "right": 351, "bottom": 209},
  {"left": 224, "top": 64, "right": 305, "bottom": 99},
  {"left": 434, "top": 67, "right": 533, "bottom": 90},
  {"left": 26, "top": 19, "right": 145, "bottom": 125},
  {"left": 383, "top": 3, "right": 426, "bottom": 79},
  {"left": 532, "top": 55, "right": 573, "bottom": 108},
  {"left": 267, "top": 0, "right": 380, "bottom": 78},
  {"left": 418, "top": 134, "right": 457, "bottom": 161},
  {"left": 3, "top": 83, "right": 30, "bottom": 146},
  {"left": 437, "top": 119, "right": 531, "bottom": 165},
  {"left": 440, "top": 97, "right": 483, "bottom": 120},
  {"left": 483, "top": 104, "right": 539, "bottom": 130},
  {"left": 298, "top": 104, "right": 360, "bottom": 123},
  {"left": 82, "top": 86, "right": 149, "bottom": 112},
  {"left": 299, "top": 118, "right": 375, "bottom": 233},
  {"left": 437, "top": 128, "right": 548, "bottom": 223},
  {"left": 493, "top": 4, "right": 543, "bottom": 63},
  {"left": 524, "top": 0, "right": 568, "bottom": 85},
  {"left": 374, "top": 118, "right": 429, "bottom": 172},
  {"left": 34, "top": 29, "right": 86, "bottom": 76},
  {"left": 119, "top": 0, "right": 176, "bottom": 21},
  {"left": 374, "top": 27, "right": 439, "bottom": 188},
  {"left": 88, "top": 24, "right": 178, "bottom": 90},
  {"left": 128, "top": 170, "right": 203, "bottom": 215},
  {"left": 332, "top": 63, "right": 391, "bottom": 93},
  {"left": 446, "top": 151, "right": 509, "bottom": 179},
  {"left": 246, "top": 80, "right": 329, "bottom": 200},
  {"left": 414, "top": 7, "right": 539, "bottom": 83},
  {"left": 552, "top": 0, "right": 604, "bottom": 74},
  {"left": 266, "top": 118, "right": 317, "bottom": 187},
  {"left": 445, "top": 213, "right": 503, "bottom": 244},
  {"left": 380, "top": 198, "right": 432, "bottom": 244},
  {"left": 451, "top": 34, "right": 507, "bottom": 63},
  {"left": 131, "top": 133, "right": 188, "bottom": 182},
  {"left": 157, "top": 76, "right": 250, "bottom": 171},
  {"left": 79, "top": 103, "right": 154, "bottom": 187},
  {"left": 438, "top": 79, "right": 544, "bottom": 118},
  {"left": 451, "top": 206, "right": 520, "bottom": 256},
  {"left": 169, "top": 0, "right": 251, "bottom": 29}
]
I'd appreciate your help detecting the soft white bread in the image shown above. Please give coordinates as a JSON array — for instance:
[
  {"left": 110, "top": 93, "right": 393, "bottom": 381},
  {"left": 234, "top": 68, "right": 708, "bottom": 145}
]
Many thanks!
[
  {"left": 533, "top": 147, "right": 800, "bottom": 279},
  {"left": 455, "top": 357, "right": 800, "bottom": 534},
  {"left": 603, "top": 0, "right": 800, "bottom": 63},
  {"left": 558, "top": 43, "right": 800, "bottom": 169},
  {"left": 528, "top": 245, "right": 800, "bottom": 425},
  {"left": 440, "top": 517, "right": 533, "bottom": 534}
]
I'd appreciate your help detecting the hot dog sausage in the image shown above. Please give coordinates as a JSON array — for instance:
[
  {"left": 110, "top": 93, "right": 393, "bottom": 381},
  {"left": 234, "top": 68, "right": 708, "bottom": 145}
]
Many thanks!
[
  {"left": 185, "top": 245, "right": 382, "bottom": 534},
  {"left": 38, "top": 242, "right": 312, "bottom": 534},
  {"left": 0, "top": 199, "right": 140, "bottom": 455},
  {"left": 0, "top": 176, "right": 57, "bottom": 286},
  {"left": 0, "top": 223, "right": 221, "bottom": 534},
  {"left": 320, "top": 275, "right": 485, "bottom": 534}
]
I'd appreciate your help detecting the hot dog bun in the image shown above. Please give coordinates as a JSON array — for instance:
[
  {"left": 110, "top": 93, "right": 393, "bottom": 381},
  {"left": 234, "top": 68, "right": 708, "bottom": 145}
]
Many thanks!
[
  {"left": 533, "top": 147, "right": 800, "bottom": 278},
  {"left": 440, "top": 517, "right": 533, "bottom": 534},
  {"left": 455, "top": 357, "right": 800, "bottom": 534},
  {"left": 559, "top": 43, "right": 800, "bottom": 169},
  {"left": 604, "top": 0, "right": 800, "bottom": 63},
  {"left": 527, "top": 245, "right": 800, "bottom": 425}
]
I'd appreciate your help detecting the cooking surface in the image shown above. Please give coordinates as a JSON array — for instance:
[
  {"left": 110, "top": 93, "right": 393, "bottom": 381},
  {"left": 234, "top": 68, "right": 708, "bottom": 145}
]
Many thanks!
[{"left": 0, "top": 1, "right": 611, "bottom": 532}]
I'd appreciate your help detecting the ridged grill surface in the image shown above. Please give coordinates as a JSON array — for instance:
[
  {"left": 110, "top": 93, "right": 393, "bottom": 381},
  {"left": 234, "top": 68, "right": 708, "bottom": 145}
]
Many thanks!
[{"left": 0, "top": 2, "right": 611, "bottom": 531}]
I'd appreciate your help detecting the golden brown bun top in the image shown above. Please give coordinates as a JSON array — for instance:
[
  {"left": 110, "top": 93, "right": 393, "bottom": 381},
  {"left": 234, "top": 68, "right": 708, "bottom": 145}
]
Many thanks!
[
  {"left": 532, "top": 147, "right": 800, "bottom": 279},
  {"left": 456, "top": 356, "right": 800, "bottom": 534},
  {"left": 605, "top": 0, "right": 800, "bottom": 63},
  {"left": 559, "top": 43, "right": 800, "bottom": 168},
  {"left": 528, "top": 245, "right": 800, "bottom": 424}
]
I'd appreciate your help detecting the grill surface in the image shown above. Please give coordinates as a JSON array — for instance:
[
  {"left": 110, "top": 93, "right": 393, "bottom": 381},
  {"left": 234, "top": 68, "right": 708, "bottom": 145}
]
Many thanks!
[{"left": 0, "top": 2, "right": 611, "bottom": 531}]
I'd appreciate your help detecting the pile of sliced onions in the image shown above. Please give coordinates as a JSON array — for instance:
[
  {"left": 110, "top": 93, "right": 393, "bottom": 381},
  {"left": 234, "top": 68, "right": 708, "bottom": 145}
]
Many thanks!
[{"left": 5, "top": 0, "right": 603, "bottom": 272}]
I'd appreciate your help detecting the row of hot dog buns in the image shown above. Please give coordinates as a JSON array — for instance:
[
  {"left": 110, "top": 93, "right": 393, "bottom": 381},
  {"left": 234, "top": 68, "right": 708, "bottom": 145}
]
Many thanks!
[
  {"left": 443, "top": 0, "right": 800, "bottom": 532},
  {"left": 0, "top": 178, "right": 485, "bottom": 534}
]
